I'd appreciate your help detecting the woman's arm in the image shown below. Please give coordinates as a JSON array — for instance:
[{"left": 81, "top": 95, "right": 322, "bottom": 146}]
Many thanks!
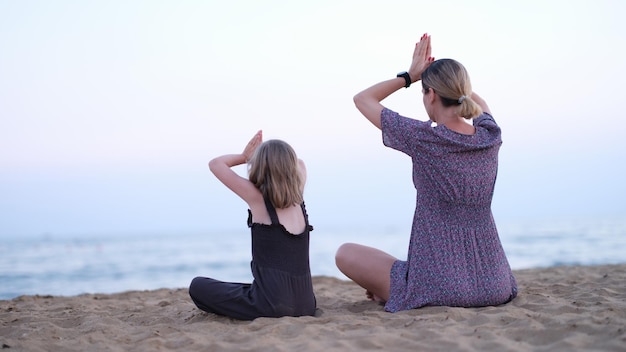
[
  {"left": 353, "top": 34, "right": 433, "bottom": 130},
  {"left": 471, "top": 92, "right": 491, "bottom": 115},
  {"left": 353, "top": 79, "right": 405, "bottom": 129},
  {"left": 208, "top": 130, "right": 263, "bottom": 203}
]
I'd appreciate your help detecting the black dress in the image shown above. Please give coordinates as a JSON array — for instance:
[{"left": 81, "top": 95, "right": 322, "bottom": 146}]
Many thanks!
[{"left": 189, "top": 197, "right": 316, "bottom": 320}]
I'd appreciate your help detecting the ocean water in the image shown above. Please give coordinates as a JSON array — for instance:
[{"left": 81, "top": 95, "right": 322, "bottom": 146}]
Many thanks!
[{"left": 1, "top": 218, "right": 625, "bottom": 300}]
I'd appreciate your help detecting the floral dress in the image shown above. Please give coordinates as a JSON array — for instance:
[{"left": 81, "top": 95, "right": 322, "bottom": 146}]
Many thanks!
[{"left": 381, "top": 108, "right": 518, "bottom": 313}]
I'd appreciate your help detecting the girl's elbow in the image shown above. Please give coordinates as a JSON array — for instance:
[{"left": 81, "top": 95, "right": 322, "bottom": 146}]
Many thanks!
[{"left": 208, "top": 159, "right": 219, "bottom": 173}]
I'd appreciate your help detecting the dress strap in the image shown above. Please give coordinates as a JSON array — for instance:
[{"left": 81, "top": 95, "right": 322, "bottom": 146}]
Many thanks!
[
  {"left": 263, "top": 196, "right": 280, "bottom": 225},
  {"left": 300, "top": 202, "right": 314, "bottom": 232}
]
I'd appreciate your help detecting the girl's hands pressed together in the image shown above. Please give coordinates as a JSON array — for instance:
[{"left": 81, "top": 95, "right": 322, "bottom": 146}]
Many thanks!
[{"left": 243, "top": 130, "right": 263, "bottom": 162}]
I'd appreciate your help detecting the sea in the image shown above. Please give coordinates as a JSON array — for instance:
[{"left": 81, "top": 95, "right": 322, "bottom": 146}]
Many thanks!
[{"left": 1, "top": 218, "right": 625, "bottom": 300}]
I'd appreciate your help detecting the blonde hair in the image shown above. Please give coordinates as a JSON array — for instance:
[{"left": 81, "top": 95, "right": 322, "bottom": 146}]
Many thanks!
[
  {"left": 248, "top": 139, "right": 303, "bottom": 208},
  {"left": 421, "top": 59, "right": 482, "bottom": 119}
]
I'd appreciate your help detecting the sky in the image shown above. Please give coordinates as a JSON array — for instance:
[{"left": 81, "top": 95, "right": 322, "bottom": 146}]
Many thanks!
[{"left": 1, "top": 0, "right": 625, "bottom": 238}]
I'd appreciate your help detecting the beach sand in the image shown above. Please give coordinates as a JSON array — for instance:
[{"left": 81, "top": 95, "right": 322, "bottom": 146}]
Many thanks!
[{"left": 1, "top": 264, "right": 625, "bottom": 351}]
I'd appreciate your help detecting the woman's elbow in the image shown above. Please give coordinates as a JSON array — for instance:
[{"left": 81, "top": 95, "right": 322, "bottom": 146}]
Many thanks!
[
  {"left": 353, "top": 92, "right": 365, "bottom": 109},
  {"left": 353, "top": 92, "right": 371, "bottom": 118}
]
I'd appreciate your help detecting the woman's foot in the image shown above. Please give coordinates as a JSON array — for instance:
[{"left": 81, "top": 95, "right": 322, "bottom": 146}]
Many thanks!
[{"left": 366, "top": 290, "right": 386, "bottom": 304}]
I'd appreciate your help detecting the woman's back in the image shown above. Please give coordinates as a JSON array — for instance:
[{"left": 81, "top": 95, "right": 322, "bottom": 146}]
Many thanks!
[{"left": 381, "top": 110, "right": 517, "bottom": 312}]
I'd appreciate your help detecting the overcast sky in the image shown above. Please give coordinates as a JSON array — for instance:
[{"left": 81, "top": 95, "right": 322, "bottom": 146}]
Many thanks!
[{"left": 1, "top": 0, "right": 625, "bottom": 237}]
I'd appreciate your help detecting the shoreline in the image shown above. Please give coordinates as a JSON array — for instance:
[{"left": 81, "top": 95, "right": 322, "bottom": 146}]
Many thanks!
[{"left": 2, "top": 264, "right": 625, "bottom": 351}]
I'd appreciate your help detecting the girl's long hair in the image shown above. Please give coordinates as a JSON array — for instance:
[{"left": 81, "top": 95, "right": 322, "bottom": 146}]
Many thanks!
[{"left": 248, "top": 139, "right": 303, "bottom": 208}]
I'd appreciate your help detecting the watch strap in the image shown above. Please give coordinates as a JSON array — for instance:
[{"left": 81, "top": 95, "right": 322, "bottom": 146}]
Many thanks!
[{"left": 397, "top": 71, "right": 411, "bottom": 88}]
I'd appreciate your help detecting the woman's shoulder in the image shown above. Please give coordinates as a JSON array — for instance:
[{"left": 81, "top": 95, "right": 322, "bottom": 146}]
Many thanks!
[
  {"left": 382, "top": 107, "right": 431, "bottom": 128},
  {"left": 473, "top": 112, "right": 498, "bottom": 126},
  {"left": 471, "top": 112, "right": 502, "bottom": 146}
]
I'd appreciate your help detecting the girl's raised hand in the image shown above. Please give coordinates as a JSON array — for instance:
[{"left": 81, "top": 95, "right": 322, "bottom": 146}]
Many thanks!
[{"left": 243, "top": 130, "right": 263, "bottom": 162}]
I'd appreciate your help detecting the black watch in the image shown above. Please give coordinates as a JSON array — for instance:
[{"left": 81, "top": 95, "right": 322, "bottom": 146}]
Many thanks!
[{"left": 397, "top": 71, "right": 411, "bottom": 88}]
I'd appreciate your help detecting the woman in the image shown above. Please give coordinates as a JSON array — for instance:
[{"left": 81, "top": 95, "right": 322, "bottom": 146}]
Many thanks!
[
  {"left": 189, "top": 130, "right": 316, "bottom": 320},
  {"left": 335, "top": 34, "right": 517, "bottom": 312}
]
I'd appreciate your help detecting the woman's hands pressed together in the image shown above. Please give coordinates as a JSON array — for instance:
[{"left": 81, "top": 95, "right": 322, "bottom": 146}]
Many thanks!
[
  {"left": 408, "top": 33, "right": 434, "bottom": 84},
  {"left": 353, "top": 33, "right": 435, "bottom": 130}
]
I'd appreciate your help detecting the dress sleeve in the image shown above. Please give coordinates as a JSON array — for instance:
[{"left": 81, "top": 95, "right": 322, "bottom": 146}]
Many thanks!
[
  {"left": 381, "top": 107, "right": 435, "bottom": 156},
  {"left": 473, "top": 112, "right": 497, "bottom": 128},
  {"left": 473, "top": 112, "right": 502, "bottom": 144}
]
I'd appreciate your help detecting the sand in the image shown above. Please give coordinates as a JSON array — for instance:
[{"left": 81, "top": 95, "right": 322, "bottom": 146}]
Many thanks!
[{"left": 1, "top": 264, "right": 625, "bottom": 351}]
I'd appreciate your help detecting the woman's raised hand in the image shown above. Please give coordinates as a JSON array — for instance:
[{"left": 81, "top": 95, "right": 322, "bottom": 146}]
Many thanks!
[
  {"left": 243, "top": 130, "right": 263, "bottom": 162},
  {"left": 408, "top": 33, "right": 434, "bottom": 83}
]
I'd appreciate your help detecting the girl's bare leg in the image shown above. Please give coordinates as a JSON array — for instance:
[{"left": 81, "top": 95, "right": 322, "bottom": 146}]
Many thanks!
[{"left": 335, "top": 243, "right": 397, "bottom": 303}]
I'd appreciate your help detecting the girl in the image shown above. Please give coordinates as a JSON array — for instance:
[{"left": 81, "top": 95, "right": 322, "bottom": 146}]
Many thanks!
[{"left": 189, "top": 130, "right": 316, "bottom": 320}]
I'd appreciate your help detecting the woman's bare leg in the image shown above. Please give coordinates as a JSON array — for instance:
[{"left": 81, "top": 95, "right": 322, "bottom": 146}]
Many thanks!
[{"left": 335, "top": 243, "right": 398, "bottom": 303}]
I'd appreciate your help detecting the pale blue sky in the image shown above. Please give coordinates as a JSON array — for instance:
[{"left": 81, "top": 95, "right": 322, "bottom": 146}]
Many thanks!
[{"left": 1, "top": 0, "right": 625, "bottom": 237}]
